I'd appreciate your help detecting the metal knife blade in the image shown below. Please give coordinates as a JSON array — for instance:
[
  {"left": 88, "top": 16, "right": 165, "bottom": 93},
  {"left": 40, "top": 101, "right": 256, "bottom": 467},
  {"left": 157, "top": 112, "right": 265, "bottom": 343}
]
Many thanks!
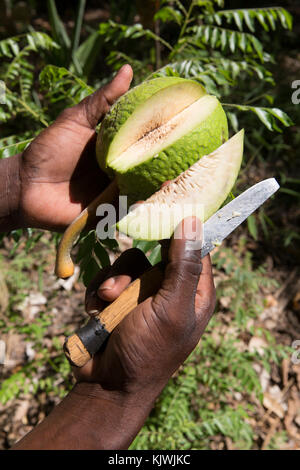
[{"left": 202, "top": 178, "right": 280, "bottom": 257}]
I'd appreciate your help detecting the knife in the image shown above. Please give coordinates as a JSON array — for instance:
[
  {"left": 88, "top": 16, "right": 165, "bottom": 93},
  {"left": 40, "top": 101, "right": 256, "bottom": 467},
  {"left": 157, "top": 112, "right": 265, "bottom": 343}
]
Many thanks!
[{"left": 64, "top": 178, "right": 279, "bottom": 367}]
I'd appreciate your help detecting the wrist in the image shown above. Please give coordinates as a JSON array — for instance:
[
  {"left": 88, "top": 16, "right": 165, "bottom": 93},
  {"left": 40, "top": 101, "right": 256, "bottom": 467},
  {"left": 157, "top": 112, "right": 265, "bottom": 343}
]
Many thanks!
[
  {"left": 0, "top": 154, "right": 23, "bottom": 232},
  {"left": 14, "top": 381, "right": 158, "bottom": 450},
  {"left": 69, "top": 382, "right": 158, "bottom": 449}
]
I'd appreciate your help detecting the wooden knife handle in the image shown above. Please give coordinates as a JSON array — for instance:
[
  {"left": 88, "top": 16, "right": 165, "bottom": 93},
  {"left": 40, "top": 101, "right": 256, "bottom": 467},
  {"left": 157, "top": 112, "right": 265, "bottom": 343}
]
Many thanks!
[{"left": 64, "top": 264, "right": 164, "bottom": 367}]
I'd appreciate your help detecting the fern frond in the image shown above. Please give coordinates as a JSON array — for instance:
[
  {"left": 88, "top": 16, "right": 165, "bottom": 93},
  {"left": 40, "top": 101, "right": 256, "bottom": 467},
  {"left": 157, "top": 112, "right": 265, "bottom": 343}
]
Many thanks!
[
  {"left": 160, "top": 0, "right": 188, "bottom": 17},
  {"left": 1, "top": 88, "right": 48, "bottom": 126},
  {"left": 154, "top": 55, "right": 273, "bottom": 81},
  {"left": 186, "top": 25, "right": 264, "bottom": 59},
  {"left": 222, "top": 103, "right": 293, "bottom": 132},
  {"left": 39, "top": 65, "right": 94, "bottom": 105},
  {"left": 106, "top": 51, "right": 147, "bottom": 78},
  {"left": 205, "top": 7, "right": 293, "bottom": 32},
  {"left": 0, "top": 32, "right": 59, "bottom": 58},
  {"left": 98, "top": 20, "right": 173, "bottom": 52},
  {"left": 0, "top": 136, "right": 33, "bottom": 159},
  {"left": 0, "top": 33, "right": 59, "bottom": 110},
  {"left": 154, "top": 5, "right": 184, "bottom": 25},
  {"left": 150, "top": 55, "right": 274, "bottom": 96}
]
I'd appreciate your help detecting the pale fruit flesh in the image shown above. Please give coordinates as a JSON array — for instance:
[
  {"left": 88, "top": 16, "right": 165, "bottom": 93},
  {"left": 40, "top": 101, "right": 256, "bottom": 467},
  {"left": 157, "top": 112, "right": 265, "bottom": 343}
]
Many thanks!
[
  {"left": 117, "top": 130, "right": 244, "bottom": 240},
  {"left": 106, "top": 80, "right": 207, "bottom": 170},
  {"left": 96, "top": 77, "right": 228, "bottom": 203},
  {"left": 111, "top": 95, "right": 221, "bottom": 172}
]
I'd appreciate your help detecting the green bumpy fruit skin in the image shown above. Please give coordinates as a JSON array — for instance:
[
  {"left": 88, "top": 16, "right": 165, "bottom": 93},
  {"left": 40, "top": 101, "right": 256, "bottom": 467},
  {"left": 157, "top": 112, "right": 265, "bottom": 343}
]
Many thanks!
[
  {"left": 118, "top": 102, "right": 228, "bottom": 205},
  {"left": 97, "top": 77, "right": 228, "bottom": 204},
  {"left": 97, "top": 77, "right": 197, "bottom": 171}
]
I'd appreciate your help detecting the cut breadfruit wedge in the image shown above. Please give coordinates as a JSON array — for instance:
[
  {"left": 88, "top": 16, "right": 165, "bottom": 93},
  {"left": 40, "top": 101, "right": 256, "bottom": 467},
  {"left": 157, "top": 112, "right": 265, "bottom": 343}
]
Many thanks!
[
  {"left": 96, "top": 77, "right": 228, "bottom": 203},
  {"left": 117, "top": 130, "right": 244, "bottom": 241}
]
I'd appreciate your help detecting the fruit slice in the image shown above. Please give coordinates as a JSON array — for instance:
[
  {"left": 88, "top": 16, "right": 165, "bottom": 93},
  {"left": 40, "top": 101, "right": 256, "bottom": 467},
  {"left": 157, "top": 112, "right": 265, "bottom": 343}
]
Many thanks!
[
  {"left": 117, "top": 130, "right": 244, "bottom": 240},
  {"left": 96, "top": 77, "right": 228, "bottom": 203},
  {"left": 97, "top": 77, "right": 206, "bottom": 168}
]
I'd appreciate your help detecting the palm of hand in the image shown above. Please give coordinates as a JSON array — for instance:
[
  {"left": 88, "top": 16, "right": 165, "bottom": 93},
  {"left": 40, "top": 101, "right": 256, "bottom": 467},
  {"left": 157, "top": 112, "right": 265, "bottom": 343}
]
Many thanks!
[{"left": 20, "top": 116, "right": 106, "bottom": 231}]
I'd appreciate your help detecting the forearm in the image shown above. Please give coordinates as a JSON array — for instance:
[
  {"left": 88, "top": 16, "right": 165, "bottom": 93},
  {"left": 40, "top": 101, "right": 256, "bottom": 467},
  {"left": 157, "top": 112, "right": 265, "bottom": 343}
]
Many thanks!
[
  {"left": 0, "top": 154, "right": 22, "bottom": 232},
  {"left": 13, "top": 382, "right": 157, "bottom": 450}
]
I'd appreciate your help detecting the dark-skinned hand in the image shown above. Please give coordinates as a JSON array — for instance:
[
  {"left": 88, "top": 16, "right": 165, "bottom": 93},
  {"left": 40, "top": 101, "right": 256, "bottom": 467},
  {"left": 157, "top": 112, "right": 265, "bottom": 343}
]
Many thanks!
[
  {"left": 75, "top": 218, "right": 216, "bottom": 398},
  {"left": 18, "top": 65, "right": 133, "bottom": 231},
  {"left": 13, "top": 218, "right": 216, "bottom": 450}
]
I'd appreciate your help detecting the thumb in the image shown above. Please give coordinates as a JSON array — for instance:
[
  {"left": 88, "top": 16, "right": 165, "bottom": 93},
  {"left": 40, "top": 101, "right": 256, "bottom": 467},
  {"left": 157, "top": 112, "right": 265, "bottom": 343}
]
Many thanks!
[
  {"left": 61, "top": 64, "right": 133, "bottom": 129},
  {"left": 153, "top": 217, "right": 203, "bottom": 326}
]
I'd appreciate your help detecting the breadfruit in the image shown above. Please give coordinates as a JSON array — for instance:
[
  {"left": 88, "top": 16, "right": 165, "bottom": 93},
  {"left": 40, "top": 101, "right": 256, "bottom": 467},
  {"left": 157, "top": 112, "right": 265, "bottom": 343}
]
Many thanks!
[
  {"left": 117, "top": 130, "right": 244, "bottom": 240},
  {"left": 96, "top": 77, "right": 228, "bottom": 203}
]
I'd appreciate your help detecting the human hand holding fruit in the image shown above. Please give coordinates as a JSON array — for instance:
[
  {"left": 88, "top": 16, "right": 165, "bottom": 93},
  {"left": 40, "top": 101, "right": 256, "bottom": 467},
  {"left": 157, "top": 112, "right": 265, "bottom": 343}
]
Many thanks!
[{"left": 17, "top": 65, "right": 133, "bottom": 231}]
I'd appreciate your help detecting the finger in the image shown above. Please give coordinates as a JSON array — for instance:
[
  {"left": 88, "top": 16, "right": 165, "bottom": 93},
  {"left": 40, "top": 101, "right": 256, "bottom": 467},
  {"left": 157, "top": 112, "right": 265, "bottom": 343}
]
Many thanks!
[
  {"left": 62, "top": 64, "right": 133, "bottom": 129},
  {"left": 85, "top": 248, "right": 151, "bottom": 313},
  {"left": 97, "top": 274, "right": 132, "bottom": 303},
  {"left": 98, "top": 248, "right": 151, "bottom": 302},
  {"left": 153, "top": 217, "right": 203, "bottom": 327},
  {"left": 85, "top": 266, "right": 111, "bottom": 316}
]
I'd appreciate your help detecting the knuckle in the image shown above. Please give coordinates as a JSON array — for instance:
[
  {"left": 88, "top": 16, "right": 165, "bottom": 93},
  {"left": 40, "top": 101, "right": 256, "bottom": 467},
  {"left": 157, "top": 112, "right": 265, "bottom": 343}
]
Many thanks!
[
  {"left": 169, "top": 259, "right": 202, "bottom": 281},
  {"left": 85, "top": 91, "right": 109, "bottom": 126},
  {"left": 58, "top": 107, "right": 75, "bottom": 121},
  {"left": 154, "top": 295, "right": 197, "bottom": 341}
]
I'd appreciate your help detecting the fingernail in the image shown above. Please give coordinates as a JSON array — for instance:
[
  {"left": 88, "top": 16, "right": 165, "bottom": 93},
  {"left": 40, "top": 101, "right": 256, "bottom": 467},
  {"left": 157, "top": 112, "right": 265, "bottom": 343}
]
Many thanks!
[
  {"left": 98, "top": 277, "right": 116, "bottom": 292},
  {"left": 185, "top": 217, "right": 202, "bottom": 240},
  {"left": 87, "top": 309, "right": 100, "bottom": 316},
  {"left": 175, "top": 217, "right": 202, "bottom": 241},
  {"left": 86, "top": 290, "right": 101, "bottom": 316}
]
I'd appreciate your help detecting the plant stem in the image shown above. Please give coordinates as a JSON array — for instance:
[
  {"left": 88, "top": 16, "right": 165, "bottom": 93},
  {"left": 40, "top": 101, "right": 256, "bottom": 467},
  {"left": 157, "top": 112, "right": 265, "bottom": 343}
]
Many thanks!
[
  {"left": 6, "top": 88, "right": 49, "bottom": 127},
  {"left": 179, "top": 0, "right": 195, "bottom": 39},
  {"left": 72, "top": 0, "right": 86, "bottom": 54},
  {"left": 154, "top": 0, "right": 161, "bottom": 69}
]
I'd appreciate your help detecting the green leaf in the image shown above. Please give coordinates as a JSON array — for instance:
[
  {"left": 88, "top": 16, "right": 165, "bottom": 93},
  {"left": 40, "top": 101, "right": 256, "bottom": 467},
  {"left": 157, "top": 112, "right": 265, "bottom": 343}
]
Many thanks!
[
  {"left": 280, "top": 188, "right": 300, "bottom": 199},
  {"left": 82, "top": 258, "right": 101, "bottom": 287},
  {"left": 232, "top": 11, "right": 243, "bottom": 31},
  {"left": 243, "top": 10, "right": 255, "bottom": 32},
  {"left": 98, "top": 20, "right": 173, "bottom": 52},
  {"left": 39, "top": 64, "right": 94, "bottom": 104},
  {"left": 229, "top": 31, "right": 236, "bottom": 52},
  {"left": 133, "top": 240, "right": 159, "bottom": 254},
  {"left": 256, "top": 10, "right": 269, "bottom": 31},
  {"left": 220, "top": 29, "right": 227, "bottom": 49},
  {"left": 74, "top": 31, "right": 103, "bottom": 76},
  {"left": 188, "top": 25, "right": 264, "bottom": 60},
  {"left": 276, "top": 8, "right": 293, "bottom": 30},
  {"left": 0, "top": 32, "right": 59, "bottom": 59},
  {"left": 206, "top": 7, "right": 292, "bottom": 34},
  {"left": 76, "top": 231, "right": 95, "bottom": 262},
  {"left": 266, "top": 11, "right": 276, "bottom": 31},
  {"left": 247, "top": 215, "right": 258, "bottom": 240},
  {"left": 154, "top": 6, "right": 183, "bottom": 26},
  {"left": 250, "top": 36, "right": 263, "bottom": 60},
  {"left": 71, "top": 0, "right": 86, "bottom": 55},
  {"left": 222, "top": 104, "right": 293, "bottom": 132},
  {"left": 227, "top": 112, "right": 239, "bottom": 133},
  {"left": 148, "top": 245, "right": 162, "bottom": 265},
  {"left": 211, "top": 27, "right": 219, "bottom": 48},
  {"left": 47, "top": 0, "right": 71, "bottom": 50},
  {"left": 94, "top": 241, "right": 111, "bottom": 268},
  {"left": 0, "top": 137, "right": 33, "bottom": 159}
]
